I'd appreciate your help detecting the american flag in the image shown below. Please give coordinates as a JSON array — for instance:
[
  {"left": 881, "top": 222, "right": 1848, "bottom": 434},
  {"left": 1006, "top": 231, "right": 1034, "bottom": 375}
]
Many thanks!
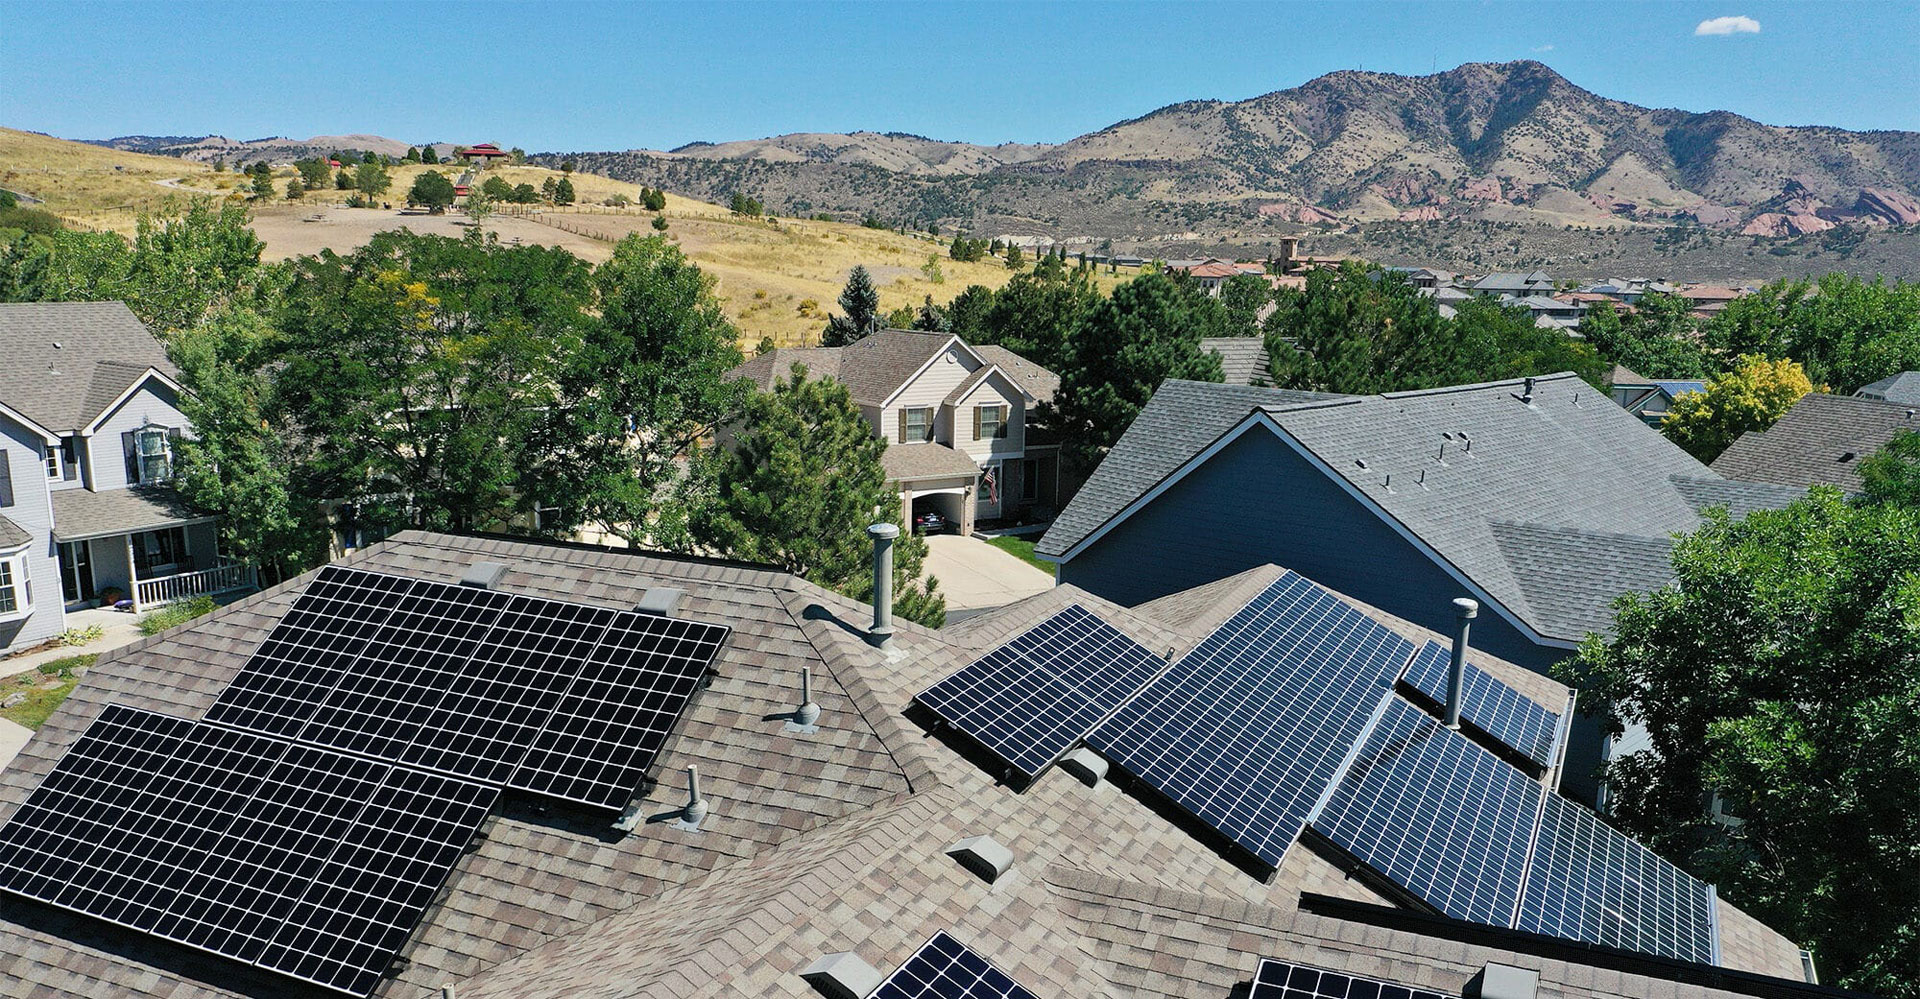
[{"left": 983, "top": 465, "right": 1000, "bottom": 504}]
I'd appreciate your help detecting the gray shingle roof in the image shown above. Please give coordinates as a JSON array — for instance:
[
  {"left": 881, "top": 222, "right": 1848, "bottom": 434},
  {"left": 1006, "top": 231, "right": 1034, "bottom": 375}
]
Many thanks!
[
  {"left": 881, "top": 442, "right": 980, "bottom": 482},
  {"left": 49, "top": 486, "right": 209, "bottom": 542},
  {"left": 970, "top": 345, "right": 1059, "bottom": 404},
  {"left": 1043, "top": 374, "right": 1803, "bottom": 644},
  {"left": 1035, "top": 380, "right": 1347, "bottom": 560},
  {"left": 1711, "top": 393, "right": 1918, "bottom": 493},
  {"left": 0, "top": 302, "right": 176, "bottom": 434},
  {"left": 0, "top": 516, "right": 29, "bottom": 550},
  {"left": 1200, "top": 337, "right": 1272, "bottom": 386},
  {"left": 1856, "top": 370, "right": 1920, "bottom": 404},
  {"left": 0, "top": 532, "right": 1811, "bottom": 999},
  {"left": 730, "top": 333, "right": 1058, "bottom": 411}
]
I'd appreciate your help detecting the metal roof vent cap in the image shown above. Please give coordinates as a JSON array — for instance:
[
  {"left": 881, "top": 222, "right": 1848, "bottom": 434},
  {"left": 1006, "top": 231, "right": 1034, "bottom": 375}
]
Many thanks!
[
  {"left": 800, "top": 952, "right": 883, "bottom": 999},
  {"left": 1472, "top": 962, "right": 1539, "bottom": 999},
  {"left": 459, "top": 561, "right": 509, "bottom": 589},
  {"left": 946, "top": 835, "right": 1014, "bottom": 883},
  {"left": 635, "top": 586, "right": 685, "bottom": 616},
  {"left": 1060, "top": 747, "right": 1109, "bottom": 787}
]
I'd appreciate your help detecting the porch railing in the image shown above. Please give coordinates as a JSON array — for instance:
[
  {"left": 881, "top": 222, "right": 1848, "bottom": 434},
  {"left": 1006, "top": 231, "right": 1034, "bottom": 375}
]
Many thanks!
[{"left": 133, "top": 557, "right": 258, "bottom": 613}]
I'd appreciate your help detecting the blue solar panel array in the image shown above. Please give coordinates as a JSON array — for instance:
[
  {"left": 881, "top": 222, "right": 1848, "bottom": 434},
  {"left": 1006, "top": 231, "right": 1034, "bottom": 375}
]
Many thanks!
[
  {"left": 1399, "top": 641, "right": 1562, "bottom": 766},
  {"left": 1249, "top": 958, "right": 1449, "bottom": 999},
  {"left": 1311, "top": 700, "right": 1541, "bottom": 926},
  {"left": 1088, "top": 571, "right": 1414, "bottom": 870},
  {"left": 916, "top": 605, "right": 1167, "bottom": 782},
  {"left": 1518, "top": 791, "right": 1719, "bottom": 964},
  {"left": 870, "top": 931, "right": 1038, "bottom": 999}
]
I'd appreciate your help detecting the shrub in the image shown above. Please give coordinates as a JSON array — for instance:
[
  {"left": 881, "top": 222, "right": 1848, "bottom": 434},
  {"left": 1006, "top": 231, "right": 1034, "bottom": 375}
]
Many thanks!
[
  {"left": 59, "top": 624, "right": 104, "bottom": 647},
  {"left": 137, "top": 595, "right": 218, "bottom": 636}
]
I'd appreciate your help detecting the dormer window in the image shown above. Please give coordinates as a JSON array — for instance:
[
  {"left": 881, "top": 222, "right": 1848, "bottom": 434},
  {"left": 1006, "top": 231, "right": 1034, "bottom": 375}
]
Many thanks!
[{"left": 975, "top": 404, "right": 1007, "bottom": 441}]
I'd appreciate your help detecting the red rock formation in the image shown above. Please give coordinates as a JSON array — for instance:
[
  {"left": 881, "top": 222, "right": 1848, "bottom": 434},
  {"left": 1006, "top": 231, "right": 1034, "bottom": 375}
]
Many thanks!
[
  {"left": 1853, "top": 188, "right": 1920, "bottom": 225},
  {"left": 1741, "top": 212, "right": 1835, "bottom": 237},
  {"left": 1460, "top": 176, "right": 1504, "bottom": 202},
  {"left": 1396, "top": 206, "right": 1442, "bottom": 222}
]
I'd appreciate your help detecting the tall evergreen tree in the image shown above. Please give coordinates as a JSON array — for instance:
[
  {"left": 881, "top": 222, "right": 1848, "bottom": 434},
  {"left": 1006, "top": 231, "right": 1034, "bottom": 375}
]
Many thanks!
[{"left": 822, "top": 265, "right": 882, "bottom": 346}]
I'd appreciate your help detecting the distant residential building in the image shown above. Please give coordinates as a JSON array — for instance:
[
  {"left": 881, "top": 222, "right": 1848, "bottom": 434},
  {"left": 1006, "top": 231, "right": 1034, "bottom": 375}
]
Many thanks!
[
  {"left": 1383, "top": 266, "right": 1453, "bottom": 290},
  {"left": 1165, "top": 258, "right": 1250, "bottom": 296},
  {"left": 1469, "top": 270, "right": 1554, "bottom": 298},
  {"left": 0, "top": 303, "right": 255, "bottom": 654},
  {"left": 1856, "top": 370, "right": 1920, "bottom": 405},
  {"left": 459, "top": 142, "right": 510, "bottom": 164},
  {"left": 1502, "top": 294, "right": 1585, "bottom": 328},
  {"left": 1712, "top": 392, "right": 1918, "bottom": 493},
  {"left": 1608, "top": 366, "right": 1707, "bottom": 426},
  {"left": 731, "top": 330, "right": 1062, "bottom": 534}
]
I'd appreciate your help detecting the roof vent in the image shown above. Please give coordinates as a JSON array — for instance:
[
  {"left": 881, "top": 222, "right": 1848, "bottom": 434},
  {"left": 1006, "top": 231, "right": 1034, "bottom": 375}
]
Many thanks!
[
  {"left": 1471, "top": 962, "right": 1539, "bottom": 999},
  {"left": 800, "top": 952, "right": 884, "bottom": 999},
  {"left": 459, "top": 561, "right": 509, "bottom": 589},
  {"left": 635, "top": 586, "right": 685, "bottom": 616},
  {"left": 1445, "top": 598, "right": 1479, "bottom": 729},
  {"left": 946, "top": 835, "right": 1014, "bottom": 883},
  {"left": 1354, "top": 458, "right": 1369, "bottom": 470},
  {"left": 1838, "top": 451, "right": 1856, "bottom": 463},
  {"left": 671, "top": 765, "right": 708, "bottom": 831},
  {"left": 1059, "top": 747, "right": 1109, "bottom": 787},
  {"left": 785, "top": 665, "right": 822, "bottom": 733},
  {"left": 1511, "top": 377, "right": 1537, "bottom": 406}
]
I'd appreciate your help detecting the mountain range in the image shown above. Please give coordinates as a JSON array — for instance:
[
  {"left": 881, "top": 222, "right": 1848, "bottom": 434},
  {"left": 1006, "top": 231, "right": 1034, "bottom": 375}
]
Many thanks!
[{"left": 533, "top": 61, "right": 1919, "bottom": 241}]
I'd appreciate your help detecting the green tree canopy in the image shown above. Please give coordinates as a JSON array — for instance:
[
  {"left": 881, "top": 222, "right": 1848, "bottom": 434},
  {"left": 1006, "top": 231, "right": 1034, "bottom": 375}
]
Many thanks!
[
  {"left": 1705, "top": 274, "right": 1920, "bottom": 392},
  {"left": 1660, "top": 355, "right": 1812, "bottom": 462},
  {"left": 526, "top": 235, "right": 748, "bottom": 547},
  {"left": 1859, "top": 429, "right": 1920, "bottom": 509},
  {"left": 353, "top": 160, "right": 391, "bottom": 203},
  {"left": 1577, "top": 293, "right": 1713, "bottom": 379},
  {"left": 406, "top": 171, "right": 457, "bottom": 213},
  {"left": 480, "top": 175, "right": 514, "bottom": 200},
  {"left": 1566, "top": 490, "right": 1920, "bottom": 995},
  {"left": 1050, "top": 271, "right": 1227, "bottom": 464},
  {"left": 553, "top": 177, "right": 575, "bottom": 206},
  {"left": 972, "top": 265, "right": 1099, "bottom": 372},
  {"left": 694, "top": 365, "right": 944, "bottom": 626},
  {"left": 822, "top": 264, "right": 882, "bottom": 346}
]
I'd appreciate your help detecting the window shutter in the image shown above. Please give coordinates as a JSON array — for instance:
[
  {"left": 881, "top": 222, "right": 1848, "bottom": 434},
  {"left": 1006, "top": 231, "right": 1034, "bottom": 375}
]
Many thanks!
[
  {"left": 62, "top": 440, "right": 77, "bottom": 481},
  {"left": 973, "top": 407, "right": 982, "bottom": 440},
  {"left": 0, "top": 451, "right": 13, "bottom": 507},
  {"left": 123, "top": 431, "right": 139, "bottom": 484},
  {"left": 897, "top": 409, "right": 906, "bottom": 444}
]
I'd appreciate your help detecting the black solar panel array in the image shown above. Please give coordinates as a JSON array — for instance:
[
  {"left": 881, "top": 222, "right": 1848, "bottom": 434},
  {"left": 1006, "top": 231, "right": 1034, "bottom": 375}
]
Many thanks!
[
  {"left": 915, "top": 604, "right": 1168, "bottom": 783},
  {"left": 1399, "top": 640, "right": 1562, "bottom": 766},
  {"left": 1311, "top": 700, "right": 1541, "bottom": 926},
  {"left": 870, "top": 931, "right": 1039, "bottom": 999},
  {"left": 1248, "top": 958, "right": 1449, "bottom": 999},
  {"left": 1088, "top": 571, "right": 1414, "bottom": 869},
  {"left": 0, "top": 562, "right": 732, "bottom": 996}
]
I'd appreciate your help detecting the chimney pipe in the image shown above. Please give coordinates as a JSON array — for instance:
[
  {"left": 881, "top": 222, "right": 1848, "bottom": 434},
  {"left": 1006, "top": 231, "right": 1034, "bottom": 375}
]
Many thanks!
[
  {"left": 682, "top": 765, "right": 708, "bottom": 826},
  {"left": 1445, "top": 598, "right": 1478, "bottom": 729},
  {"left": 794, "top": 665, "right": 821, "bottom": 728},
  {"left": 867, "top": 523, "right": 898, "bottom": 648}
]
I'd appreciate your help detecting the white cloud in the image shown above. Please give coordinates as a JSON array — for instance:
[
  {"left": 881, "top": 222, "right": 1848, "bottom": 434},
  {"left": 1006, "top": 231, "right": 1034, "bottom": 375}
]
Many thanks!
[
  {"left": 1695, "top": 15, "right": 1761, "bottom": 35},
  {"left": 1531, "top": 44, "right": 1555, "bottom": 52}
]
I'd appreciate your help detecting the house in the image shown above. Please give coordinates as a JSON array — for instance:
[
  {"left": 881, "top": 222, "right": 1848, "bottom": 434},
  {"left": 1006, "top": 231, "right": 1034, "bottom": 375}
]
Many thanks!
[
  {"left": 1608, "top": 365, "right": 1708, "bottom": 425},
  {"left": 1200, "top": 337, "right": 1272, "bottom": 386},
  {"left": 0, "top": 303, "right": 254, "bottom": 655},
  {"left": 1678, "top": 285, "right": 1747, "bottom": 318},
  {"left": 0, "top": 529, "right": 1829, "bottom": 999},
  {"left": 1502, "top": 294, "right": 1585, "bottom": 329},
  {"left": 1384, "top": 266, "right": 1453, "bottom": 290},
  {"left": 1856, "top": 370, "right": 1920, "bottom": 405},
  {"left": 1712, "top": 392, "right": 1918, "bottom": 493},
  {"left": 1469, "top": 270, "right": 1554, "bottom": 298},
  {"left": 1165, "top": 258, "right": 1246, "bottom": 295},
  {"left": 1035, "top": 374, "right": 1804, "bottom": 799},
  {"left": 458, "top": 142, "right": 510, "bottom": 164},
  {"left": 731, "top": 330, "right": 1062, "bottom": 534}
]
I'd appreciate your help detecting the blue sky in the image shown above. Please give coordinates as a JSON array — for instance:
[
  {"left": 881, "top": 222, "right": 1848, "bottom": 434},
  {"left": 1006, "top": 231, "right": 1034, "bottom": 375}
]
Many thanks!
[{"left": 5, "top": 1, "right": 1916, "bottom": 151}]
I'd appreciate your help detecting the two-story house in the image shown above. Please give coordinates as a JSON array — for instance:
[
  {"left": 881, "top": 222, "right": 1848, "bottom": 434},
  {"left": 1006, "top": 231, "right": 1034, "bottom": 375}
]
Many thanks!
[
  {"left": 731, "top": 330, "right": 1061, "bottom": 535},
  {"left": 0, "top": 302, "right": 254, "bottom": 655}
]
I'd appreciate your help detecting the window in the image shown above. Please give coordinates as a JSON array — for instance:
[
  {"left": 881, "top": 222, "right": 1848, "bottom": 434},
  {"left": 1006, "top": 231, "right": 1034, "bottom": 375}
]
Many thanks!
[
  {"left": 974, "top": 404, "right": 1007, "bottom": 441},
  {"left": 132, "top": 527, "right": 188, "bottom": 579},
  {"left": 0, "top": 559, "right": 19, "bottom": 614},
  {"left": 134, "top": 427, "right": 173, "bottom": 484},
  {"left": 45, "top": 445, "right": 60, "bottom": 480},
  {"left": 899, "top": 407, "right": 933, "bottom": 443}
]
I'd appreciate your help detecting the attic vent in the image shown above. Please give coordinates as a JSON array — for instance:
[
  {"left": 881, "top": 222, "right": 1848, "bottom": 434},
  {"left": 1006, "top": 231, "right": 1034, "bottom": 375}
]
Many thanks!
[
  {"left": 800, "top": 952, "right": 884, "bottom": 999},
  {"left": 945, "top": 835, "right": 1014, "bottom": 883},
  {"left": 1354, "top": 459, "right": 1369, "bottom": 470},
  {"left": 1059, "top": 747, "right": 1109, "bottom": 787},
  {"left": 458, "top": 561, "right": 509, "bottom": 589},
  {"left": 634, "top": 587, "right": 685, "bottom": 615},
  {"left": 1472, "top": 962, "right": 1540, "bottom": 999},
  {"left": 1839, "top": 451, "right": 1857, "bottom": 463}
]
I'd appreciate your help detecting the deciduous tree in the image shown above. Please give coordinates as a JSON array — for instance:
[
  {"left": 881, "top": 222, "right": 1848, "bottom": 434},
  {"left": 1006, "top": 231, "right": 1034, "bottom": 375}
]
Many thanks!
[
  {"left": 406, "top": 171, "right": 457, "bottom": 213},
  {"left": 1660, "top": 355, "right": 1812, "bottom": 462}
]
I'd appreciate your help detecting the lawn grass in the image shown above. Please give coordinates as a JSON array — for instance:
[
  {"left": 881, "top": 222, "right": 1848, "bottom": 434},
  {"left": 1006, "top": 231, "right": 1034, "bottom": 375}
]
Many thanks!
[
  {"left": 986, "top": 535, "right": 1056, "bottom": 577},
  {"left": 1, "top": 653, "right": 97, "bottom": 730}
]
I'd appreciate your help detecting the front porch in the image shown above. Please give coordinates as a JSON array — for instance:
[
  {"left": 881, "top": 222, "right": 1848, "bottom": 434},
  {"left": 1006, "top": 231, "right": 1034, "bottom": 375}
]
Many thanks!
[{"left": 51, "top": 486, "right": 257, "bottom": 613}]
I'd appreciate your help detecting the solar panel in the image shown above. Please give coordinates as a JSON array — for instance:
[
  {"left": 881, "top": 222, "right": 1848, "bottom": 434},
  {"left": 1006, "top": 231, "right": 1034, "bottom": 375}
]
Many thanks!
[
  {"left": 915, "top": 604, "right": 1167, "bottom": 782},
  {"left": 399, "top": 596, "right": 619, "bottom": 783},
  {"left": 1517, "top": 791, "right": 1719, "bottom": 964},
  {"left": 509, "top": 610, "right": 731, "bottom": 810},
  {"left": 205, "top": 566, "right": 415, "bottom": 737},
  {"left": 297, "top": 579, "right": 511, "bottom": 761},
  {"left": 1399, "top": 641, "right": 1561, "bottom": 766},
  {"left": 871, "top": 931, "right": 1038, "bottom": 999},
  {"left": 1311, "top": 700, "right": 1541, "bottom": 926},
  {"left": 1087, "top": 571, "right": 1414, "bottom": 869},
  {"left": 1248, "top": 958, "right": 1450, "bottom": 999},
  {"left": 0, "top": 705, "right": 192, "bottom": 902}
]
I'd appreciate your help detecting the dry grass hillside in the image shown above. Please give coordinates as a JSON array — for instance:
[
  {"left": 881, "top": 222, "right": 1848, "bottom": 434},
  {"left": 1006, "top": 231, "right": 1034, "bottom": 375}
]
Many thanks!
[{"left": 3, "top": 127, "right": 1088, "bottom": 347}]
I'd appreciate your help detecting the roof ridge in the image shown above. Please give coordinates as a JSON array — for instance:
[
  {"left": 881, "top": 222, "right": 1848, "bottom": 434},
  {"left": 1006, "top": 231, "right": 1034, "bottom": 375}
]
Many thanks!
[{"left": 1377, "top": 371, "right": 1582, "bottom": 400}]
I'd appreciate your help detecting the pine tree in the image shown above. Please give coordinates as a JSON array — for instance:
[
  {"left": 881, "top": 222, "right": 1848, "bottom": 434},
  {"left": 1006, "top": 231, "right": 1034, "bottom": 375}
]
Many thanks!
[
  {"left": 554, "top": 177, "right": 575, "bottom": 206},
  {"left": 822, "top": 265, "right": 882, "bottom": 346},
  {"left": 404, "top": 146, "right": 421, "bottom": 163}
]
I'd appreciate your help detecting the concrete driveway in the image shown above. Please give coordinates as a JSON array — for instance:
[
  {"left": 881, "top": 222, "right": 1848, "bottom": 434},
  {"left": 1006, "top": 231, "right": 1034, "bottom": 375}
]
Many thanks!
[{"left": 922, "top": 533, "right": 1054, "bottom": 612}]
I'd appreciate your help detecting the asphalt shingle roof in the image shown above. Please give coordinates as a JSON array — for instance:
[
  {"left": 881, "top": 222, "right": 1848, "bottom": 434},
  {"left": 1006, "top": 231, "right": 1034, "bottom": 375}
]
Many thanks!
[
  {"left": 49, "top": 485, "right": 209, "bottom": 542},
  {"left": 0, "top": 532, "right": 1814, "bottom": 999},
  {"left": 1712, "top": 393, "right": 1918, "bottom": 493},
  {"left": 1041, "top": 374, "right": 1804, "bottom": 643},
  {"left": 1199, "top": 337, "right": 1272, "bottom": 386},
  {"left": 731, "top": 334, "right": 1060, "bottom": 413},
  {"left": 0, "top": 517, "right": 29, "bottom": 550},
  {"left": 1856, "top": 370, "right": 1920, "bottom": 404},
  {"left": 0, "top": 302, "right": 176, "bottom": 434},
  {"left": 881, "top": 442, "right": 981, "bottom": 481},
  {"left": 969, "top": 345, "right": 1060, "bottom": 404}
]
